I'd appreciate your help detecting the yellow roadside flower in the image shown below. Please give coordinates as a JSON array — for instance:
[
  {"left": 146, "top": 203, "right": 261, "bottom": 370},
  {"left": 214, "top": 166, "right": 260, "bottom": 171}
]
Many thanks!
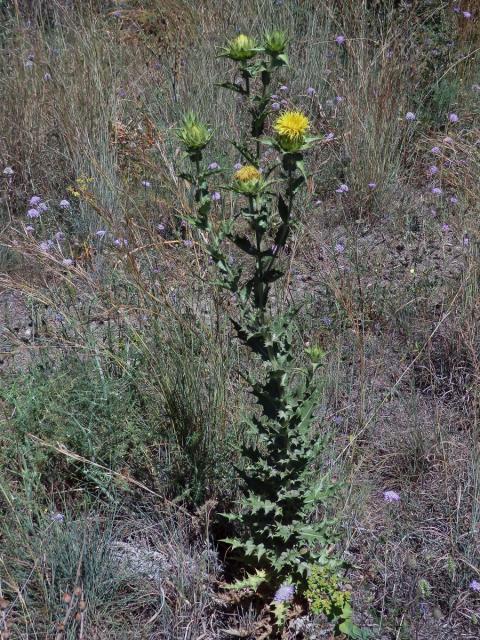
[
  {"left": 273, "top": 111, "right": 310, "bottom": 146},
  {"left": 235, "top": 165, "right": 261, "bottom": 182},
  {"left": 233, "top": 164, "right": 263, "bottom": 194}
]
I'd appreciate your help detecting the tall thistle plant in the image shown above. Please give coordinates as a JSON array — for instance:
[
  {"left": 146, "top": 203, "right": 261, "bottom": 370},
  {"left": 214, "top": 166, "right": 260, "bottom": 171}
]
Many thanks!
[{"left": 177, "top": 32, "right": 365, "bottom": 636}]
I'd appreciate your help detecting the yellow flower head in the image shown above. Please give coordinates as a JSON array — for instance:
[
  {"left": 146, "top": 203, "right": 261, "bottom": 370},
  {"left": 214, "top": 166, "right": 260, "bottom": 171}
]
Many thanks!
[
  {"left": 273, "top": 110, "right": 309, "bottom": 143},
  {"left": 234, "top": 165, "right": 261, "bottom": 183}
]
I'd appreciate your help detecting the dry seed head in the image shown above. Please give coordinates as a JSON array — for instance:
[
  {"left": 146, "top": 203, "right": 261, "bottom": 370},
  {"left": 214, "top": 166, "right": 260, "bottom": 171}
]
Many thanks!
[{"left": 62, "top": 593, "right": 72, "bottom": 604}]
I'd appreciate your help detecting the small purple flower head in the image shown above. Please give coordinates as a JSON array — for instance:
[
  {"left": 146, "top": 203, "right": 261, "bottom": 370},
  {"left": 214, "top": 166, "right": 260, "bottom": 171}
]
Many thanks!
[
  {"left": 156, "top": 223, "right": 165, "bottom": 232},
  {"left": 279, "top": 85, "right": 289, "bottom": 92},
  {"left": 443, "top": 136, "right": 454, "bottom": 144},
  {"left": 39, "top": 240, "right": 53, "bottom": 252},
  {"left": 449, "top": 113, "right": 459, "bottom": 123},
  {"left": 38, "top": 202, "right": 48, "bottom": 212},
  {"left": 3, "top": 166, "right": 14, "bottom": 176},
  {"left": 280, "top": 99, "right": 288, "bottom": 107},
  {"left": 453, "top": 6, "right": 461, "bottom": 13},
  {"left": 368, "top": 182, "right": 377, "bottom": 189},
  {"left": 271, "top": 101, "right": 281, "bottom": 111},
  {"left": 62, "top": 258, "right": 73, "bottom": 266},
  {"left": 50, "top": 512, "right": 65, "bottom": 523},
  {"left": 335, "top": 242, "right": 345, "bottom": 253},
  {"left": 234, "top": 162, "right": 243, "bottom": 170},
  {"left": 469, "top": 580, "right": 480, "bottom": 592},
  {"left": 96, "top": 229, "right": 107, "bottom": 238},
  {"left": 442, "top": 223, "right": 450, "bottom": 232},
  {"left": 27, "top": 208, "right": 40, "bottom": 218},
  {"left": 44, "top": 72, "right": 52, "bottom": 81},
  {"left": 335, "top": 34, "right": 346, "bottom": 45},
  {"left": 211, "top": 191, "right": 221, "bottom": 202},
  {"left": 273, "top": 584, "right": 295, "bottom": 603},
  {"left": 208, "top": 162, "right": 220, "bottom": 170},
  {"left": 324, "top": 132, "right": 335, "bottom": 141},
  {"left": 450, "top": 196, "right": 459, "bottom": 204},
  {"left": 431, "top": 146, "right": 441, "bottom": 154},
  {"left": 336, "top": 183, "right": 349, "bottom": 194},
  {"left": 270, "top": 94, "right": 279, "bottom": 100},
  {"left": 463, "top": 235, "right": 469, "bottom": 246},
  {"left": 463, "top": 11, "right": 472, "bottom": 19},
  {"left": 59, "top": 199, "right": 70, "bottom": 209},
  {"left": 335, "top": 95, "right": 344, "bottom": 103},
  {"left": 428, "top": 166, "right": 439, "bottom": 176},
  {"left": 29, "top": 195, "right": 41, "bottom": 206},
  {"left": 383, "top": 490, "right": 400, "bottom": 503},
  {"left": 314, "top": 199, "right": 322, "bottom": 206},
  {"left": 183, "top": 239, "right": 193, "bottom": 248},
  {"left": 306, "top": 87, "right": 316, "bottom": 97},
  {"left": 54, "top": 231, "right": 65, "bottom": 241},
  {"left": 141, "top": 180, "right": 151, "bottom": 188},
  {"left": 25, "top": 225, "right": 34, "bottom": 233},
  {"left": 405, "top": 111, "right": 416, "bottom": 121},
  {"left": 114, "top": 237, "right": 128, "bottom": 247},
  {"left": 431, "top": 187, "right": 443, "bottom": 195}
]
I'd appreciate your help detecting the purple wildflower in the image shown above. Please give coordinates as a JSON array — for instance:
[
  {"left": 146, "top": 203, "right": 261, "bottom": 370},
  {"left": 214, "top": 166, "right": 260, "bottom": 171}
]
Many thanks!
[
  {"left": 335, "top": 242, "right": 345, "bottom": 253},
  {"left": 324, "top": 132, "right": 335, "bottom": 141},
  {"left": 59, "top": 199, "right": 70, "bottom": 209},
  {"left": 449, "top": 113, "right": 459, "bottom": 123},
  {"left": 335, "top": 35, "right": 346, "bottom": 45},
  {"left": 443, "top": 136, "right": 454, "bottom": 144},
  {"left": 183, "top": 240, "right": 193, "bottom": 248},
  {"left": 450, "top": 196, "right": 459, "bottom": 204},
  {"left": 3, "top": 166, "right": 14, "bottom": 176},
  {"left": 114, "top": 238, "right": 128, "bottom": 247},
  {"left": 405, "top": 111, "right": 416, "bottom": 121},
  {"left": 280, "top": 99, "right": 288, "bottom": 107},
  {"left": 453, "top": 6, "right": 461, "bottom": 13},
  {"left": 25, "top": 225, "right": 34, "bottom": 233},
  {"left": 335, "top": 95, "right": 344, "bottom": 103},
  {"left": 208, "top": 162, "right": 220, "bottom": 170},
  {"left": 442, "top": 223, "right": 450, "bottom": 232},
  {"left": 50, "top": 512, "right": 65, "bottom": 523},
  {"left": 273, "top": 584, "right": 295, "bottom": 603},
  {"left": 463, "top": 11, "right": 472, "bottom": 19},
  {"left": 463, "top": 235, "right": 469, "bottom": 246},
  {"left": 271, "top": 102, "right": 281, "bottom": 111},
  {"left": 470, "top": 580, "right": 480, "bottom": 592},
  {"left": 96, "top": 229, "right": 106, "bottom": 238},
  {"left": 336, "top": 184, "right": 349, "bottom": 194},
  {"left": 62, "top": 258, "right": 73, "bottom": 266},
  {"left": 368, "top": 182, "right": 377, "bottom": 189},
  {"left": 44, "top": 72, "right": 52, "bottom": 81},
  {"left": 234, "top": 162, "right": 243, "bottom": 170},
  {"left": 156, "top": 223, "right": 165, "bottom": 232},
  {"left": 38, "top": 202, "right": 48, "bottom": 212},
  {"left": 29, "top": 195, "right": 41, "bottom": 206},
  {"left": 27, "top": 208, "right": 40, "bottom": 218},
  {"left": 383, "top": 490, "right": 400, "bottom": 503},
  {"left": 279, "top": 85, "right": 289, "bottom": 92},
  {"left": 54, "top": 231, "right": 65, "bottom": 241},
  {"left": 270, "top": 94, "right": 279, "bottom": 100},
  {"left": 428, "top": 166, "right": 439, "bottom": 176},
  {"left": 431, "top": 146, "right": 441, "bottom": 154},
  {"left": 431, "top": 187, "right": 443, "bottom": 195},
  {"left": 211, "top": 191, "right": 221, "bottom": 202},
  {"left": 314, "top": 199, "right": 322, "bottom": 206},
  {"left": 306, "top": 87, "right": 316, "bottom": 97},
  {"left": 141, "top": 180, "right": 151, "bottom": 188},
  {"left": 39, "top": 240, "right": 53, "bottom": 252}
]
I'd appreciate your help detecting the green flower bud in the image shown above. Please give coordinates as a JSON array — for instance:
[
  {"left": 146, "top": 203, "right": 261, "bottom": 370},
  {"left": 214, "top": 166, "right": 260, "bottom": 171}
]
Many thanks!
[
  {"left": 221, "top": 34, "right": 257, "bottom": 61},
  {"left": 177, "top": 112, "right": 212, "bottom": 152},
  {"left": 264, "top": 30, "right": 288, "bottom": 56}
]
